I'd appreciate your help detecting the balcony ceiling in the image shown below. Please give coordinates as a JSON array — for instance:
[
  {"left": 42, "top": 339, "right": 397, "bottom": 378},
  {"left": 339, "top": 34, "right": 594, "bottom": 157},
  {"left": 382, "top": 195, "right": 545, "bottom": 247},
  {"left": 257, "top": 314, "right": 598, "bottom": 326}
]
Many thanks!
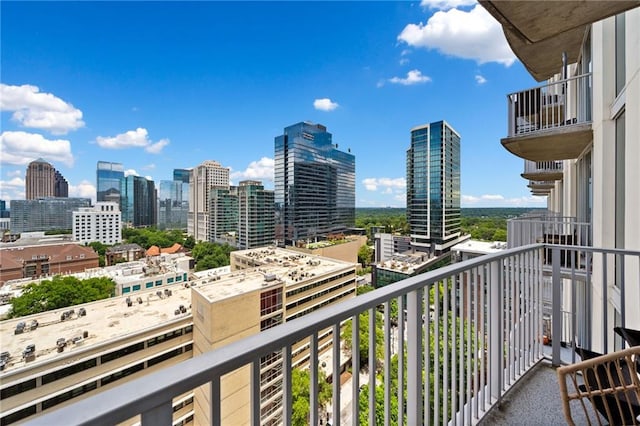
[
  {"left": 501, "top": 124, "right": 592, "bottom": 161},
  {"left": 479, "top": 1, "right": 640, "bottom": 81},
  {"left": 521, "top": 171, "right": 563, "bottom": 181},
  {"left": 528, "top": 182, "right": 555, "bottom": 190}
]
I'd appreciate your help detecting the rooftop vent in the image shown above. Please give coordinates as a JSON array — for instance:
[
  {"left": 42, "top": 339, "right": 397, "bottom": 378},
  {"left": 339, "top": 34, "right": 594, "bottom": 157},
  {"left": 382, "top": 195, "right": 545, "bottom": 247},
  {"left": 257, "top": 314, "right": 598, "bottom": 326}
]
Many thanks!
[
  {"left": 14, "top": 322, "right": 25, "bottom": 335},
  {"left": 78, "top": 307, "right": 87, "bottom": 316}
]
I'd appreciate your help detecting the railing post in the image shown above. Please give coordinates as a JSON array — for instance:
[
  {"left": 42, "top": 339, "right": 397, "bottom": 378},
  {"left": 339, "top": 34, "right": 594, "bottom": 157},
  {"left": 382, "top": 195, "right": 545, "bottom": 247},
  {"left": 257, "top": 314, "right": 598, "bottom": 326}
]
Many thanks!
[
  {"left": 140, "top": 402, "right": 172, "bottom": 426},
  {"left": 407, "top": 289, "right": 423, "bottom": 425},
  {"left": 489, "top": 259, "right": 502, "bottom": 402},
  {"left": 552, "top": 246, "right": 562, "bottom": 366}
]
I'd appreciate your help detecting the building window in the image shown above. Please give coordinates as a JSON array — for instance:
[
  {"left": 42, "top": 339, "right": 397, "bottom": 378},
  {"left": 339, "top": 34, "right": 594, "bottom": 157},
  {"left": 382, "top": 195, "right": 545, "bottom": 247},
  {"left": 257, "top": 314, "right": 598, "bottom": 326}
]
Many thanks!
[
  {"left": 260, "top": 288, "right": 283, "bottom": 316},
  {"left": 132, "top": 284, "right": 141, "bottom": 291}
]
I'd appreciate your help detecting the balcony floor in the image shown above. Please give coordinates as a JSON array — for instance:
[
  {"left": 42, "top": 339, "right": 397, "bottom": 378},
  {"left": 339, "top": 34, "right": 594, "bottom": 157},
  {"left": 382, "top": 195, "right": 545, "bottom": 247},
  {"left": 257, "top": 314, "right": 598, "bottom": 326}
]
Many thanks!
[{"left": 479, "top": 358, "right": 591, "bottom": 426}]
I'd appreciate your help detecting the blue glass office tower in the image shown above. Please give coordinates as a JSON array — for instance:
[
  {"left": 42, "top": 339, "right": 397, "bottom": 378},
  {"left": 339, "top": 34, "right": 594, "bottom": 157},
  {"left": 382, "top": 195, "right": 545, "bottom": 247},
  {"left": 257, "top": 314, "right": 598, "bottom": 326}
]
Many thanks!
[
  {"left": 274, "top": 121, "right": 355, "bottom": 246},
  {"left": 407, "top": 120, "right": 461, "bottom": 254},
  {"left": 121, "top": 175, "right": 156, "bottom": 227},
  {"left": 97, "top": 161, "right": 125, "bottom": 204},
  {"left": 158, "top": 169, "right": 190, "bottom": 230}
]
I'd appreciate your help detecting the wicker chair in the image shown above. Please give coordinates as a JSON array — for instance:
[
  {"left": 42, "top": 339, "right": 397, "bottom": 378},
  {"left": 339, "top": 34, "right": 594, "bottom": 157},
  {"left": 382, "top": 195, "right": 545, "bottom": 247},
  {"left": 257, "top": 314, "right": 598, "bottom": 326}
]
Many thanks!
[{"left": 557, "top": 346, "right": 640, "bottom": 425}]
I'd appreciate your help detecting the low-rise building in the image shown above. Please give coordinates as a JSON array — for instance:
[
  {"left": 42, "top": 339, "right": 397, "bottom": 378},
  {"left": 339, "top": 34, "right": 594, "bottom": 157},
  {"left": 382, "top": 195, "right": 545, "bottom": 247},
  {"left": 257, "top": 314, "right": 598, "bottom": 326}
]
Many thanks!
[
  {"left": 0, "top": 247, "right": 356, "bottom": 425},
  {"left": 105, "top": 244, "right": 145, "bottom": 266},
  {"left": 9, "top": 198, "right": 91, "bottom": 233},
  {"left": 0, "top": 243, "right": 99, "bottom": 286}
]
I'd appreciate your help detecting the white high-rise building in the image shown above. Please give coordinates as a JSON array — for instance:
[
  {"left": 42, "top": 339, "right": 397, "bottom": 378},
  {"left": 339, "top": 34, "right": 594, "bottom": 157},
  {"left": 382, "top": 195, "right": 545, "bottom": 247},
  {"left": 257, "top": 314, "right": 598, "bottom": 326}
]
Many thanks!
[
  {"left": 72, "top": 202, "right": 122, "bottom": 245},
  {"left": 187, "top": 160, "right": 230, "bottom": 242},
  {"left": 484, "top": 1, "right": 640, "bottom": 352}
]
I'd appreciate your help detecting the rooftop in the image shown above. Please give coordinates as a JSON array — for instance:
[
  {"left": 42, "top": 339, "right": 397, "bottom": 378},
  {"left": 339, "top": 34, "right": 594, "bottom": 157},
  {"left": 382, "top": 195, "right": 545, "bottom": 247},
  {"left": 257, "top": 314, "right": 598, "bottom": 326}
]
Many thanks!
[
  {"left": 451, "top": 239, "right": 508, "bottom": 256},
  {"left": 0, "top": 248, "right": 354, "bottom": 376},
  {"left": 375, "top": 252, "right": 438, "bottom": 274},
  {"left": 0, "top": 283, "right": 194, "bottom": 377}
]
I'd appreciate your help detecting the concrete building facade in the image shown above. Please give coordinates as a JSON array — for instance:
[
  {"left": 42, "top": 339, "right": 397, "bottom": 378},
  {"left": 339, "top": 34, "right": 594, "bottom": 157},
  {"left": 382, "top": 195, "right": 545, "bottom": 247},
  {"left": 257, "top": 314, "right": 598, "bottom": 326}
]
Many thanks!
[
  {"left": 187, "top": 160, "right": 230, "bottom": 242},
  {"left": 72, "top": 202, "right": 122, "bottom": 245}
]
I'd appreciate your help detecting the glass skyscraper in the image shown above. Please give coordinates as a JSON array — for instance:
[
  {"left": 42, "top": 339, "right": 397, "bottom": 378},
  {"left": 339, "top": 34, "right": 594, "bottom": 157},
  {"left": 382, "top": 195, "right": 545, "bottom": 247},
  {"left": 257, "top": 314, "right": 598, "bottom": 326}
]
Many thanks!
[
  {"left": 274, "top": 121, "right": 355, "bottom": 246},
  {"left": 158, "top": 169, "right": 190, "bottom": 230},
  {"left": 406, "top": 120, "right": 461, "bottom": 254},
  {"left": 97, "top": 161, "right": 125, "bottom": 204},
  {"left": 121, "top": 175, "right": 156, "bottom": 227}
]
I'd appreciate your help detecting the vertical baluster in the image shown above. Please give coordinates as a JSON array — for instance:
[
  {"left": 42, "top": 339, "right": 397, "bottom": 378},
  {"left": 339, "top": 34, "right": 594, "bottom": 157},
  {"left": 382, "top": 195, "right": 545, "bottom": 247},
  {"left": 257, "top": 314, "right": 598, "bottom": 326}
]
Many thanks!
[
  {"left": 407, "top": 289, "right": 423, "bottom": 426},
  {"left": 331, "top": 325, "right": 340, "bottom": 426},
  {"left": 283, "top": 345, "right": 292, "bottom": 426},
  {"left": 310, "top": 332, "right": 318, "bottom": 426}
]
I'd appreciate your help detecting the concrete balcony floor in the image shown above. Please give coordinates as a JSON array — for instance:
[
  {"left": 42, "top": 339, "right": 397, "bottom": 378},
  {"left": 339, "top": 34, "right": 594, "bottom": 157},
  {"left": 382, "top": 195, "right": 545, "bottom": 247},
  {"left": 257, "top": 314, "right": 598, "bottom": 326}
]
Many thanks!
[{"left": 480, "top": 346, "right": 590, "bottom": 426}]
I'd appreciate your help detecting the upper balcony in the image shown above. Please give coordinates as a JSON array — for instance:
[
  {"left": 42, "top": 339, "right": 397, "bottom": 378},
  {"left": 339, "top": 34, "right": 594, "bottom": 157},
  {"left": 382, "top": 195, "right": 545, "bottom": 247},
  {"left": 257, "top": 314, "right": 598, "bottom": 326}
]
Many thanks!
[
  {"left": 479, "top": 1, "right": 640, "bottom": 82},
  {"left": 502, "top": 73, "right": 593, "bottom": 162},
  {"left": 522, "top": 160, "right": 563, "bottom": 182},
  {"left": 24, "top": 243, "right": 640, "bottom": 426}
]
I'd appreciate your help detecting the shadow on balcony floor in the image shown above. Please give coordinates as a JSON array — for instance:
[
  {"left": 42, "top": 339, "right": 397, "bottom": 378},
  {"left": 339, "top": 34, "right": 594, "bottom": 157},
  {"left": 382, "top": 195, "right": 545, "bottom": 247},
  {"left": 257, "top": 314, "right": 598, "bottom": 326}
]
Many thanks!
[{"left": 478, "top": 360, "right": 589, "bottom": 426}]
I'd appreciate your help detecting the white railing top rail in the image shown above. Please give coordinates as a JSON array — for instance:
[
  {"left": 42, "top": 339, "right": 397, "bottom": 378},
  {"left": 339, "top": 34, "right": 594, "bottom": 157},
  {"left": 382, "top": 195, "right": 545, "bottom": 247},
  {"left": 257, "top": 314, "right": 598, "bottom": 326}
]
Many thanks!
[{"left": 506, "top": 72, "right": 593, "bottom": 99}]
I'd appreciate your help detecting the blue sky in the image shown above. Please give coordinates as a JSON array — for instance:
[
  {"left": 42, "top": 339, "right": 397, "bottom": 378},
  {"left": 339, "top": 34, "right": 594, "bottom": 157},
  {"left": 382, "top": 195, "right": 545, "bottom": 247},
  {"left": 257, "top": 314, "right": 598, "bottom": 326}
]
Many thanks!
[{"left": 1, "top": 0, "right": 546, "bottom": 208}]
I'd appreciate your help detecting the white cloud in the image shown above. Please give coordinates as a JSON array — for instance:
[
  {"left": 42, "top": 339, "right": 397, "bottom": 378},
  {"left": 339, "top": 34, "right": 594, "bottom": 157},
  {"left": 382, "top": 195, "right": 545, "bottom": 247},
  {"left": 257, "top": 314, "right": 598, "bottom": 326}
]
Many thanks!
[
  {"left": 145, "top": 175, "right": 154, "bottom": 181},
  {"left": 145, "top": 139, "right": 170, "bottom": 154},
  {"left": 68, "top": 180, "right": 96, "bottom": 204},
  {"left": 230, "top": 157, "right": 275, "bottom": 183},
  {"left": 313, "top": 98, "right": 339, "bottom": 111},
  {"left": 124, "top": 169, "right": 139, "bottom": 177},
  {"left": 462, "top": 194, "right": 547, "bottom": 207},
  {"left": 398, "top": 5, "right": 516, "bottom": 66},
  {"left": 142, "top": 163, "right": 156, "bottom": 170},
  {"left": 420, "top": 0, "right": 477, "bottom": 10},
  {"left": 362, "top": 177, "right": 406, "bottom": 191},
  {"left": 6, "top": 170, "right": 22, "bottom": 177},
  {"left": 475, "top": 74, "right": 487, "bottom": 84},
  {"left": 399, "top": 57, "right": 410, "bottom": 65},
  {"left": 0, "top": 131, "right": 74, "bottom": 167},
  {"left": 95, "top": 128, "right": 170, "bottom": 154},
  {"left": 0, "top": 176, "right": 26, "bottom": 202},
  {"left": 0, "top": 84, "right": 85, "bottom": 134},
  {"left": 389, "top": 70, "right": 431, "bottom": 86}
]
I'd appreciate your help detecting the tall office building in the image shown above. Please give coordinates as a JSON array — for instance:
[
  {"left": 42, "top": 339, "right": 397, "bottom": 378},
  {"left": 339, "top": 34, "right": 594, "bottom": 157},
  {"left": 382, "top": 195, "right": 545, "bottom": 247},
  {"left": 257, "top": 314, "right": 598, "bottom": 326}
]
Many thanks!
[
  {"left": 274, "top": 121, "right": 355, "bottom": 246},
  {"left": 406, "top": 120, "right": 461, "bottom": 254},
  {"left": 188, "top": 160, "right": 230, "bottom": 241},
  {"left": 238, "top": 180, "right": 275, "bottom": 249},
  {"left": 173, "top": 168, "right": 190, "bottom": 184},
  {"left": 25, "top": 159, "right": 55, "bottom": 200},
  {"left": 0, "top": 200, "right": 9, "bottom": 218},
  {"left": 120, "top": 175, "right": 156, "bottom": 228},
  {"left": 96, "top": 161, "right": 125, "bottom": 204},
  {"left": 208, "top": 186, "right": 238, "bottom": 245},
  {"left": 54, "top": 170, "right": 68, "bottom": 197},
  {"left": 10, "top": 198, "right": 91, "bottom": 233},
  {"left": 158, "top": 169, "right": 190, "bottom": 230}
]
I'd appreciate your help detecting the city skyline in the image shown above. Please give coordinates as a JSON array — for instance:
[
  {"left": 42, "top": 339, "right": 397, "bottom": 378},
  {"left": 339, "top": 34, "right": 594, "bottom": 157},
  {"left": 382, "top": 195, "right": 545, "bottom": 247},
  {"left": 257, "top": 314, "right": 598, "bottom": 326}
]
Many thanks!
[{"left": 1, "top": 1, "right": 545, "bottom": 208}]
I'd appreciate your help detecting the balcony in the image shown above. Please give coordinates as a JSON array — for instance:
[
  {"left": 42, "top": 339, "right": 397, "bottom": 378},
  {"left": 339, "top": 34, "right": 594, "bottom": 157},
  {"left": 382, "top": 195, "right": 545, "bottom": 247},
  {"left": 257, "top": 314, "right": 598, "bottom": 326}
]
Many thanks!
[
  {"left": 502, "top": 74, "right": 592, "bottom": 162},
  {"left": 23, "top": 242, "right": 640, "bottom": 426},
  {"left": 521, "top": 160, "right": 563, "bottom": 182},
  {"left": 479, "top": 1, "right": 640, "bottom": 82}
]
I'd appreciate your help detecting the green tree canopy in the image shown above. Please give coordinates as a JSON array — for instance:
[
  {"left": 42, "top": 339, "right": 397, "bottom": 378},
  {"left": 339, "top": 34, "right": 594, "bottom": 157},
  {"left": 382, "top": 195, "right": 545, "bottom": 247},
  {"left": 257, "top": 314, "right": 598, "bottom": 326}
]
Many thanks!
[
  {"left": 291, "top": 368, "right": 332, "bottom": 426},
  {"left": 358, "top": 244, "right": 373, "bottom": 267},
  {"left": 10, "top": 276, "right": 116, "bottom": 318}
]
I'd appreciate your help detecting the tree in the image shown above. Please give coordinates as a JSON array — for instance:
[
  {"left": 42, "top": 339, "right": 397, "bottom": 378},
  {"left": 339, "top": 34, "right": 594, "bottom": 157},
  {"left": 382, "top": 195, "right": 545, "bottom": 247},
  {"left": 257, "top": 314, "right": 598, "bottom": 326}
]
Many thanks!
[
  {"left": 191, "top": 241, "right": 233, "bottom": 271},
  {"left": 10, "top": 276, "right": 116, "bottom": 318},
  {"left": 358, "top": 244, "right": 373, "bottom": 267},
  {"left": 291, "top": 368, "right": 332, "bottom": 426},
  {"left": 341, "top": 309, "right": 385, "bottom": 369},
  {"left": 88, "top": 241, "right": 108, "bottom": 267}
]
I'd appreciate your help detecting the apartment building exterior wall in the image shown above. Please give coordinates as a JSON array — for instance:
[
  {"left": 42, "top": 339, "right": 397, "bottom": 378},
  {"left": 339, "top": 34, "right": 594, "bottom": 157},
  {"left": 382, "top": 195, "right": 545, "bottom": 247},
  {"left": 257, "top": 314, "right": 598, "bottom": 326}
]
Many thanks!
[
  {"left": 187, "top": 160, "right": 230, "bottom": 242},
  {"left": 0, "top": 243, "right": 99, "bottom": 286},
  {"left": 72, "top": 202, "right": 122, "bottom": 245}
]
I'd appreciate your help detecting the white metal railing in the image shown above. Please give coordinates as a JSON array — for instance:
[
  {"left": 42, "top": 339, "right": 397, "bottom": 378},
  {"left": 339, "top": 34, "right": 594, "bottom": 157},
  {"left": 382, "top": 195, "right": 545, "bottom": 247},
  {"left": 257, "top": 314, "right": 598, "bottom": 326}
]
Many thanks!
[
  {"left": 523, "top": 160, "right": 563, "bottom": 176},
  {"left": 20, "top": 244, "right": 640, "bottom": 426},
  {"left": 507, "top": 73, "right": 592, "bottom": 137},
  {"left": 507, "top": 216, "right": 591, "bottom": 252}
]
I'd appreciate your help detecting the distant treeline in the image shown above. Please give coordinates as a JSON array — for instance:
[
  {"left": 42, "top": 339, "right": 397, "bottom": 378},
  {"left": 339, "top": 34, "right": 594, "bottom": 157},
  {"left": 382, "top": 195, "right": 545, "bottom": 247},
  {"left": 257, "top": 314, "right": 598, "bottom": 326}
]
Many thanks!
[{"left": 355, "top": 207, "right": 545, "bottom": 242}]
